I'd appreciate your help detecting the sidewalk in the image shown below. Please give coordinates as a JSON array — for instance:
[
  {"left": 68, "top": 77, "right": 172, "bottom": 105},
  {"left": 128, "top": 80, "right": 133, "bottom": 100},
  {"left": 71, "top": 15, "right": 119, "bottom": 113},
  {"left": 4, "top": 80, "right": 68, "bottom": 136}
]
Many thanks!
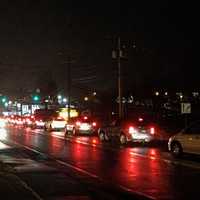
[{"left": 0, "top": 141, "right": 39, "bottom": 200}]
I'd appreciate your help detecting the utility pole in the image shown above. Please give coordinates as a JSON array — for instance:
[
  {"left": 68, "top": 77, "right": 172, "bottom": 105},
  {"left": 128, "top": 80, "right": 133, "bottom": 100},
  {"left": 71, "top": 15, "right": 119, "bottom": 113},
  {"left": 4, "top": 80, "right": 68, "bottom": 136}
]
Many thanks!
[
  {"left": 67, "top": 56, "right": 71, "bottom": 121},
  {"left": 118, "top": 37, "right": 123, "bottom": 119},
  {"left": 113, "top": 37, "right": 123, "bottom": 119}
]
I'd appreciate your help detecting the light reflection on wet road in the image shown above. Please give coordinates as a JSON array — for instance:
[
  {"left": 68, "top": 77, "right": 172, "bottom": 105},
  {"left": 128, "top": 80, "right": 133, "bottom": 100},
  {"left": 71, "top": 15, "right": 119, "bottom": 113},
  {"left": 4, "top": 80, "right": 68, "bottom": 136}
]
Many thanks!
[{"left": 1, "top": 126, "right": 200, "bottom": 199}]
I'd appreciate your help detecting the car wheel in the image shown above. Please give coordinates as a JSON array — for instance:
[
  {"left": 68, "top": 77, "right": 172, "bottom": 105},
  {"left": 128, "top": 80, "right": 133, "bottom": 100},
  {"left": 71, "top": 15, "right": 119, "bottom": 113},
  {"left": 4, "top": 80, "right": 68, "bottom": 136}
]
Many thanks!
[
  {"left": 48, "top": 125, "right": 52, "bottom": 131},
  {"left": 32, "top": 124, "right": 36, "bottom": 129},
  {"left": 120, "top": 134, "right": 127, "bottom": 145},
  {"left": 99, "top": 132, "right": 105, "bottom": 141},
  {"left": 72, "top": 128, "right": 76, "bottom": 135},
  {"left": 171, "top": 142, "right": 182, "bottom": 157},
  {"left": 104, "top": 133, "right": 109, "bottom": 141},
  {"left": 65, "top": 128, "right": 70, "bottom": 136}
]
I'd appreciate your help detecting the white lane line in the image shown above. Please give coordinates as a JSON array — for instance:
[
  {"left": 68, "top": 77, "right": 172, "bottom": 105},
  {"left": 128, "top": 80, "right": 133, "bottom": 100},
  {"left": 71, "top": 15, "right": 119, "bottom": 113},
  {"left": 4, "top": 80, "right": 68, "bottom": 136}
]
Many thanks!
[
  {"left": 12, "top": 175, "right": 44, "bottom": 200},
  {"left": 55, "top": 160, "right": 99, "bottom": 179},
  {"left": 10, "top": 140, "right": 154, "bottom": 200}
]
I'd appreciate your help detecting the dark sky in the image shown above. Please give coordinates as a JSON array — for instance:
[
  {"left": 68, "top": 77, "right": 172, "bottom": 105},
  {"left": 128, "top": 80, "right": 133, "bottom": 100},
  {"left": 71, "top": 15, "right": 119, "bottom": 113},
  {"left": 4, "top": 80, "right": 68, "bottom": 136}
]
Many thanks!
[{"left": 0, "top": 0, "right": 198, "bottom": 97}]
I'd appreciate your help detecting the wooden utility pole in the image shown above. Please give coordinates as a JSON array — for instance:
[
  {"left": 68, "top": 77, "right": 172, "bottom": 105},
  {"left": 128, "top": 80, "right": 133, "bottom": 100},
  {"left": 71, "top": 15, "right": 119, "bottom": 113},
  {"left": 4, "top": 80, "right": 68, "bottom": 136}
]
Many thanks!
[{"left": 67, "top": 57, "right": 71, "bottom": 121}]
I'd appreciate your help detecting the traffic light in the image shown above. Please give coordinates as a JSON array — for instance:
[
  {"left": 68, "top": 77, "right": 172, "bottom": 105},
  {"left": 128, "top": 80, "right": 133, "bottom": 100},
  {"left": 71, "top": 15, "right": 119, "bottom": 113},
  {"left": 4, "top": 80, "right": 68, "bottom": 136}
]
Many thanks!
[
  {"left": 0, "top": 96, "right": 7, "bottom": 104},
  {"left": 2, "top": 97, "right": 7, "bottom": 103},
  {"left": 32, "top": 94, "right": 41, "bottom": 102}
]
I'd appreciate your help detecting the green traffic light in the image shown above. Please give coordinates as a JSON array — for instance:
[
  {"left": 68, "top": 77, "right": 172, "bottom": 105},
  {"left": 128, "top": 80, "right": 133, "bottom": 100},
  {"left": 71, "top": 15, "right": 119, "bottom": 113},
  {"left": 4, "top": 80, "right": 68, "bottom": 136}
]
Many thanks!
[
  {"left": 32, "top": 94, "right": 40, "bottom": 102},
  {"left": 2, "top": 97, "right": 6, "bottom": 103}
]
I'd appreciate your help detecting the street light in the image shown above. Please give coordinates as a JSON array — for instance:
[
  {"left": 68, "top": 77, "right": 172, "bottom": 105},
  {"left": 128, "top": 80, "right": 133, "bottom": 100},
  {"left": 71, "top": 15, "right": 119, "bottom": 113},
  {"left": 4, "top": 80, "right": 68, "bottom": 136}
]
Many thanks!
[
  {"left": 93, "top": 92, "right": 97, "bottom": 96},
  {"left": 84, "top": 96, "right": 89, "bottom": 101},
  {"left": 63, "top": 98, "right": 67, "bottom": 103},
  {"left": 57, "top": 95, "right": 62, "bottom": 100}
]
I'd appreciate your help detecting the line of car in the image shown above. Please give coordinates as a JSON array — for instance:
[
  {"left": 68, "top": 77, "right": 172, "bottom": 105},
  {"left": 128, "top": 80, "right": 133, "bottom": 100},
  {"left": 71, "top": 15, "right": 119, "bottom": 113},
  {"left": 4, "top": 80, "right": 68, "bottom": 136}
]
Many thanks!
[
  {"left": 2, "top": 113, "right": 200, "bottom": 158},
  {"left": 4, "top": 114, "right": 164, "bottom": 145}
]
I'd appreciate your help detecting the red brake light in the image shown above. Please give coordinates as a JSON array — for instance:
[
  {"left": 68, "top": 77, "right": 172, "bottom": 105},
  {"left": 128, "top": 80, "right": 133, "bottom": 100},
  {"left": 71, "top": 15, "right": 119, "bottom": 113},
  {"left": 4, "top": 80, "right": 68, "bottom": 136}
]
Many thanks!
[
  {"left": 76, "top": 121, "right": 81, "bottom": 126},
  {"left": 129, "top": 126, "right": 136, "bottom": 134},
  {"left": 92, "top": 122, "right": 97, "bottom": 127},
  {"left": 150, "top": 127, "right": 155, "bottom": 135},
  {"left": 83, "top": 116, "right": 88, "bottom": 120},
  {"left": 92, "top": 139, "right": 97, "bottom": 144}
]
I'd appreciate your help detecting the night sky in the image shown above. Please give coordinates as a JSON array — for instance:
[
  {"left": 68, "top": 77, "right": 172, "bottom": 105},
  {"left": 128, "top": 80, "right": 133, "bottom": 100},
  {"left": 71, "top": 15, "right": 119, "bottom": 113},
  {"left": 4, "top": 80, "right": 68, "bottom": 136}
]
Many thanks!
[{"left": 0, "top": 1, "right": 198, "bottom": 98}]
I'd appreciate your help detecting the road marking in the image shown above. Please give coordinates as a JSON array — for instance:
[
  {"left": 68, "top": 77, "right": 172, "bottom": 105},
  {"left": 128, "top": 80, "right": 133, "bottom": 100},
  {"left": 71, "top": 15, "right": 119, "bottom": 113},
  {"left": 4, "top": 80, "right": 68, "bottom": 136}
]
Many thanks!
[
  {"left": 12, "top": 175, "right": 44, "bottom": 200},
  {"left": 8, "top": 139, "right": 154, "bottom": 200},
  {"left": 55, "top": 160, "right": 99, "bottom": 179}
]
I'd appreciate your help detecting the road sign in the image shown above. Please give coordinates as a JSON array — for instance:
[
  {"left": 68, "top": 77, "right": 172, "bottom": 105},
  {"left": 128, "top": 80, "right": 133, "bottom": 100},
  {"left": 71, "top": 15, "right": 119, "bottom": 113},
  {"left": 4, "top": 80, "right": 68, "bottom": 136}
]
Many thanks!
[{"left": 181, "top": 103, "right": 191, "bottom": 114}]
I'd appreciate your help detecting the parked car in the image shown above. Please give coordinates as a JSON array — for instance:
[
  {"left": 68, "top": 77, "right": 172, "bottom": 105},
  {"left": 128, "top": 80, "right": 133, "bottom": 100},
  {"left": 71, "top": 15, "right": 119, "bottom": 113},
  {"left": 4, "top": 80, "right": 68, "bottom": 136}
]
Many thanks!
[
  {"left": 98, "top": 117, "right": 162, "bottom": 145},
  {"left": 168, "top": 121, "right": 200, "bottom": 157},
  {"left": 65, "top": 116, "right": 99, "bottom": 135}
]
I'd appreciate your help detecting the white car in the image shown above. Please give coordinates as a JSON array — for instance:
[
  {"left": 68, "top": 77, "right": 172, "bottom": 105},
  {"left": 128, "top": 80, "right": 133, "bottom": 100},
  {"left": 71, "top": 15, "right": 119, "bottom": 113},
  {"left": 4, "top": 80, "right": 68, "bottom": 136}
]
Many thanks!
[
  {"left": 168, "top": 121, "right": 200, "bottom": 157},
  {"left": 0, "top": 118, "right": 6, "bottom": 128},
  {"left": 45, "top": 117, "right": 66, "bottom": 131}
]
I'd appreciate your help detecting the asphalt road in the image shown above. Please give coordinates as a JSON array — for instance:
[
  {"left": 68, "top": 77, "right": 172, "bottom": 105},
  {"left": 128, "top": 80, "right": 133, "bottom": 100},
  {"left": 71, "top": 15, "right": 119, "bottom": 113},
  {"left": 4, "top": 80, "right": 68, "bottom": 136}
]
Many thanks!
[{"left": 1, "top": 125, "right": 200, "bottom": 200}]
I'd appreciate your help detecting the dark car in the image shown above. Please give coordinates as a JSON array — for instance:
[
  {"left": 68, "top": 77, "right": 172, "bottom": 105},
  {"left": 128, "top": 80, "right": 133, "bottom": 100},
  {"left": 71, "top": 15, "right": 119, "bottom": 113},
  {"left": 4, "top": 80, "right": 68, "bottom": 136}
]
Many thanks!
[
  {"left": 32, "top": 115, "right": 49, "bottom": 129},
  {"left": 22, "top": 115, "right": 35, "bottom": 127},
  {"left": 32, "top": 109, "right": 57, "bottom": 129},
  {"left": 98, "top": 117, "right": 162, "bottom": 145},
  {"left": 65, "top": 116, "right": 99, "bottom": 135}
]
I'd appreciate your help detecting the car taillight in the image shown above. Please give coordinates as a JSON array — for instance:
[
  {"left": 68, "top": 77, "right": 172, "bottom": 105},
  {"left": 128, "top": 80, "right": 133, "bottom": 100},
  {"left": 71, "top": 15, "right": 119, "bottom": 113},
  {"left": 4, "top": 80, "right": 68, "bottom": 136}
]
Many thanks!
[
  {"left": 150, "top": 127, "right": 155, "bottom": 135},
  {"left": 92, "top": 122, "right": 97, "bottom": 127},
  {"left": 129, "top": 126, "right": 136, "bottom": 134},
  {"left": 76, "top": 121, "right": 81, "bottom": 126},
  {"left": 83, "top": 116, "right": 88, "bottom": 120}
]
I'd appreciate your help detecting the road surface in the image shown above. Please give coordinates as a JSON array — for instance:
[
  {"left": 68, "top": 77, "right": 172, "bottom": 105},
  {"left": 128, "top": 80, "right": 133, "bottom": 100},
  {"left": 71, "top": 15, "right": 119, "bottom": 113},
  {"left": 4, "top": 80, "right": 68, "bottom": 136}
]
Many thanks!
[{"left": 1, "top": 125, "right": 200, "bottom": 199}]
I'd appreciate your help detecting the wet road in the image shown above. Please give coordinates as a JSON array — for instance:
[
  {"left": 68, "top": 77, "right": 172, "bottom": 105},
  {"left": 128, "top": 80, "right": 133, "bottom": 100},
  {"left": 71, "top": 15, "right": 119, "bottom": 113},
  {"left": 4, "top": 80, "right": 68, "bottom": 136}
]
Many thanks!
[{"left": 1, "top": 125, "right": 200, "bottom": 199}]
